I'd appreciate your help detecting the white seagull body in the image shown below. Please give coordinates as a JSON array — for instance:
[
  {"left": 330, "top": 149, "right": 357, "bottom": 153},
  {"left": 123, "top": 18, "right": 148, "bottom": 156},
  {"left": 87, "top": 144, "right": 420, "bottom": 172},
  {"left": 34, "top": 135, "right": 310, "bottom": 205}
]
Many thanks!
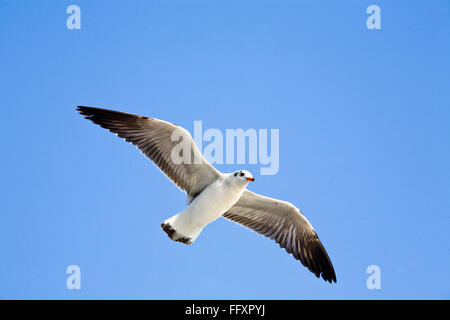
[
  {"left": 163, "top": 173, "right": 248, "bottom": 244},
  {"left": 77, "top": 106, "right": 337, "bottom": 283}
]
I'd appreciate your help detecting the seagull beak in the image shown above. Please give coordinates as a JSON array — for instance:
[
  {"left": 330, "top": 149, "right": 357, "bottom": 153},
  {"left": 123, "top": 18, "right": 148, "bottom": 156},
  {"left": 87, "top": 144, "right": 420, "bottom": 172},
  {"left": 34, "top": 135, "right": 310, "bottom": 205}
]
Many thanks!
[{"left": 246, "top": 177, "right": 255, "bottom": 181}]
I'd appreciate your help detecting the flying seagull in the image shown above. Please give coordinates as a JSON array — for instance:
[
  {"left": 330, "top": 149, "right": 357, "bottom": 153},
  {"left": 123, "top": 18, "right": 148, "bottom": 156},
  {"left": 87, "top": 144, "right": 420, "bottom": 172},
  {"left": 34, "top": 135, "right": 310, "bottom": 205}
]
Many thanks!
[{"left": 77, "top": 106, "right": 337, "bottom": 283}]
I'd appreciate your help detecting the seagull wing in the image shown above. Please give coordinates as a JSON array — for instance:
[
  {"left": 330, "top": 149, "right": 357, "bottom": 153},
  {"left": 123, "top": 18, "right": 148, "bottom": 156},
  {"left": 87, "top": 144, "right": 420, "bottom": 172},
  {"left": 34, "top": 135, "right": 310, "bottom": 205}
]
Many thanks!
[
  {"left": 77, "top": 106, "right": 220, "bottom": 198},
  {"left": 223, "top": 190, "right": 336, "bottom": 283}
]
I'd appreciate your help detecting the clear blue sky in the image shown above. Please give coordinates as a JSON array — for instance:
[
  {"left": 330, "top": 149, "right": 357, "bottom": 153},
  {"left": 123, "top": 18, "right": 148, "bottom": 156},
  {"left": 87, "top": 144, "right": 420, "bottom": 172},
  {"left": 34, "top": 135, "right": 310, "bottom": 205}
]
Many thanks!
[{"left": 0, "top": 0, "right": 449, "bottom": 299}]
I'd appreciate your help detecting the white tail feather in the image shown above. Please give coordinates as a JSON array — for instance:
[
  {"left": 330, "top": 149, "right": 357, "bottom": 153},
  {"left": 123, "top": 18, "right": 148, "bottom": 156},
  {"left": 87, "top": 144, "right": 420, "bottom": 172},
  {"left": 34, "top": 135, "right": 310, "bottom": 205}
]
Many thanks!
[{"left": 161, "top": 212, "right": 203, "bottom": 245}]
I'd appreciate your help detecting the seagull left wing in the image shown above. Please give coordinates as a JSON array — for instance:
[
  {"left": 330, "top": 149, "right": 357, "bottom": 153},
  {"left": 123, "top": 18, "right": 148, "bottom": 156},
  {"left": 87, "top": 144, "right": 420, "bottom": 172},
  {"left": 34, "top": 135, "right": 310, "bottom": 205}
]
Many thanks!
[
  {"left": 223, "top": 190, "right": 336, "bottom": 283},
  {"left": 77, "top": 106, "right": 220, "bottom": 199}
]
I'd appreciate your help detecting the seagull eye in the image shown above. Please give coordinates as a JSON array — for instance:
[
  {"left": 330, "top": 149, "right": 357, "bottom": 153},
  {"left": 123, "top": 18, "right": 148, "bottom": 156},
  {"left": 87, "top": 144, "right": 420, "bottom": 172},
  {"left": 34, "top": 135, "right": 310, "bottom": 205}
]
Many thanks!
[{"left": 240, "top": 172, "right": 244, "bottom": 177}]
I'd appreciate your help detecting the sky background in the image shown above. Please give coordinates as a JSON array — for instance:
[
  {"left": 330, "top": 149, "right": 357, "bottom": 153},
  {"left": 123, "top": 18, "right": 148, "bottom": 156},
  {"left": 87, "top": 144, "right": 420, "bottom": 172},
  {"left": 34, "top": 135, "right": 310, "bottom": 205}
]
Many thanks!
[{"left": 0, "top": 0, "right": 449, "bottom": 299}]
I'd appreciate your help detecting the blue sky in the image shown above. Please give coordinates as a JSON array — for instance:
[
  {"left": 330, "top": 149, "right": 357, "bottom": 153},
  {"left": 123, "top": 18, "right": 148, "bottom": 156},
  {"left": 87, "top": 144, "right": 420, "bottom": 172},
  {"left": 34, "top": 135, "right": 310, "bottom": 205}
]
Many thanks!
[{"left": 0, "top": 0, "right": 449, "bottom": 299}]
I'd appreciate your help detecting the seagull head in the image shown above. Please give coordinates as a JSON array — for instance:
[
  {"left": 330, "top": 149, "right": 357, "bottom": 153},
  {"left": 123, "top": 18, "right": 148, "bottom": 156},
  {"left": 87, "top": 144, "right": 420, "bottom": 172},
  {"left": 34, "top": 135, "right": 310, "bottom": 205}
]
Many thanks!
[{"left": 232, "top": 170, "right": 254, "bottom": 183}]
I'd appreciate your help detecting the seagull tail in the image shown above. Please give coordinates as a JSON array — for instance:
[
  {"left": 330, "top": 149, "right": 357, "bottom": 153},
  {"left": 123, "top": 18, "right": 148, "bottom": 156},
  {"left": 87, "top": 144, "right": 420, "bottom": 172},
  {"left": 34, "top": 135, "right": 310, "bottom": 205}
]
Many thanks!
[{"left": 161, "top": 212, "right": 202, "bottom": 245}]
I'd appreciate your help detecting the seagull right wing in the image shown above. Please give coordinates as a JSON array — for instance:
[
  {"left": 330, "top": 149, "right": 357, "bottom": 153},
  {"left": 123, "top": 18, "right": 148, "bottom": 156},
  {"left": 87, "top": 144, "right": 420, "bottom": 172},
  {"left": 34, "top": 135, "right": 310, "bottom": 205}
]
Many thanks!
[
  {"left": 77, "top": 106, "right": 221, "bottom": 199},
  {"left": 223, "top": 190, "right": 336, "bottom": 283}
]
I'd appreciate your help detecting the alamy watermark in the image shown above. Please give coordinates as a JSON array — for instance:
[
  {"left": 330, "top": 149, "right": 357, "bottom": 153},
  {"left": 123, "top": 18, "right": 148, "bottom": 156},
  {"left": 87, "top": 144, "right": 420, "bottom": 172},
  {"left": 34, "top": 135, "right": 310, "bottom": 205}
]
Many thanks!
[
  {"left": 366, "top": 265, "right": 381, "bottom": 290},
  {"left": 66, "top": 5, "right": 81, "bottom": 30},
  {"left": 366, "top": 5, "right": 381, "bottom": 30},
  {"left": 66, "top": 265, "right": 81, "bottom": 290},
  {"left": 171, "top": 121, "right": 279, "bottom": 175}
]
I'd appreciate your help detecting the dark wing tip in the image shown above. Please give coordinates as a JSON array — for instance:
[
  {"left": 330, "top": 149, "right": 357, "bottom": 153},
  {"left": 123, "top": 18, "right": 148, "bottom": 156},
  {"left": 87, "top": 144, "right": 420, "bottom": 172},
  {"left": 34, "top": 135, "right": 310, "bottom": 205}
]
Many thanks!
[
  {"left": 306, "top": 233, "right": 337, "bottom": 284},
  {"left": 76, "top": 106, "right": 152, "bottom": 133},
  {"left": 76, "top": 105, "right": 90, "bottom": 113},
  {"left": 77, "top": 105, "right": 104, "bottom": 117},
  {"left": 288, "top": 228, "right": 336, "bottom": 283},
  {"left": 76, "top": 106, "right": 149, "bottom": 120}
]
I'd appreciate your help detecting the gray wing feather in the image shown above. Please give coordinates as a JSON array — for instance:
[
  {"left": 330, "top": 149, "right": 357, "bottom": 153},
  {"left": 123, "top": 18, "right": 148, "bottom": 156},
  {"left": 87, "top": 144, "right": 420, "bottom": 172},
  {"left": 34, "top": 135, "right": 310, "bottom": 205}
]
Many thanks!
[
  {"left": 77, "top": 106, "right": 220, "bottom": 198},
  {"left": 223, "top": 190, "right": 336, "bottom": 283}
]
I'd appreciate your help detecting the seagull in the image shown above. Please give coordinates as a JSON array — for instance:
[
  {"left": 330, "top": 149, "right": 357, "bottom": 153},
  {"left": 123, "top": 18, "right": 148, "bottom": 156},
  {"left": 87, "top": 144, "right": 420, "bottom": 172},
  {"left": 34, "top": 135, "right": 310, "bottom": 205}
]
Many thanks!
[{"left": 77, "top": 106, "right": 337, "bottom": 283}]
